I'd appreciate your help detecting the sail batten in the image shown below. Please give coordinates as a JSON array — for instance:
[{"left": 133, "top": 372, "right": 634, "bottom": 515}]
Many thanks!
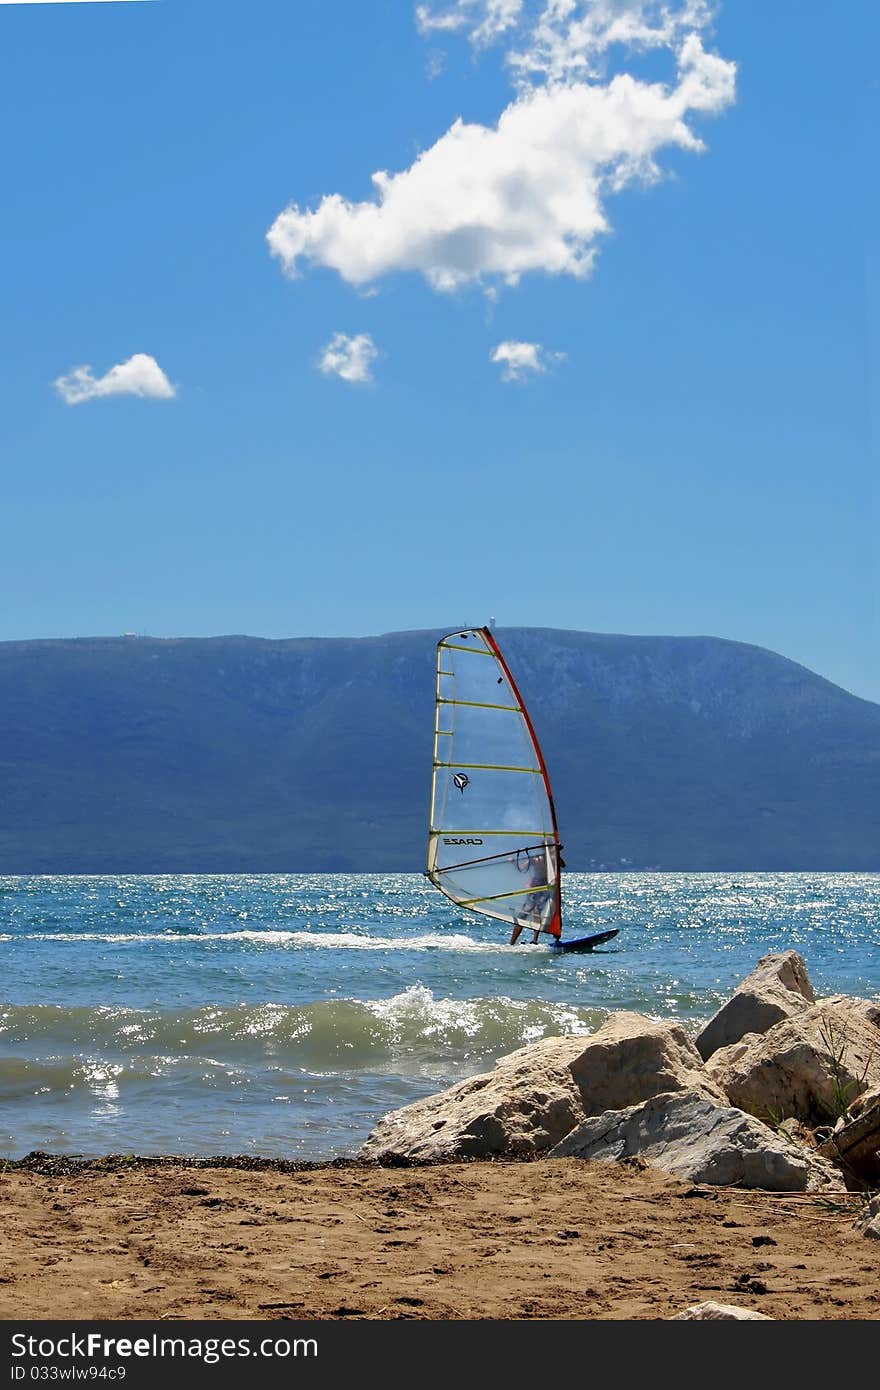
[
  {"left": 438, "top": 699, "right": 521, "bottom": 712},
  {"left": 461, "top": 884, "right": 551, "bottom": 908},
  {"left": 434, "top": 761, "right": 540, "bottom": 773},
  {"left": 426, "top": 626, "right": 563, "bottom": 940},
  {"left": 442, "top": 642, "right": 494, "bottom": 656},
  {"left": 429, "top": 828, "right": 548, "bottom": 837}
]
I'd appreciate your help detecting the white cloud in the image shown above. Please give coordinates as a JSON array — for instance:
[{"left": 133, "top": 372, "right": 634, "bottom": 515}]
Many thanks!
[
  {"left": 54, "top": 353, "right": 176, "bottom": 405},
  {"left": 317, "top": 331, "right": 379, "bottom": 384},
  {"left": 490, "top": 339, "right": 563, "bottom": 380},
  {"left": 515, "top": 1, "right": 714, "bottom": 84},
  {"left": 416, "top": 0, "right": 524, "bottom": 45},
  {"left": 267, "top": 31, "right": 734, "bottom": 295},
  {"left": 415, "top": 1, "right": 717, "bottom": 79}
]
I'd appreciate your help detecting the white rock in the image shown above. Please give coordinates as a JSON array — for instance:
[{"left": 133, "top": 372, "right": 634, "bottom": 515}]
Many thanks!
[
  {"left": 548, "top": 1089, "right": 845, "bottom": 1191},
  {"left": 695, "top": 950, "right": 814, "bottom": 1062},
  {"left": 360, "top": 1012, "right": 726, "bottom": 1163},
  {"left": 707, "top": 997, "right": 880, "bottom": 1129},
  {"left": 670, "top": 1301, "right": 773, "bottom": 1320}
]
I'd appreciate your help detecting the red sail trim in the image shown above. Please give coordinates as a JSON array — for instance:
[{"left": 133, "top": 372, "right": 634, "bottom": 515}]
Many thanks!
[{"left": 480, "top": 627, "right": 563, "bottom": 939}]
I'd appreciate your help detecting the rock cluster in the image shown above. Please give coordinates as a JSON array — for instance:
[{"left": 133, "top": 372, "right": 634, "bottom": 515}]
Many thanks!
[{"left": 360, "top": 951, "right": 880, "bottom": 1221}]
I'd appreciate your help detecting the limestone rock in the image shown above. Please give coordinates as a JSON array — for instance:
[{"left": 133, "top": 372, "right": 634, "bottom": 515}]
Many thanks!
[
  {"left": 706, "top": 996, "right": 880, "bottom": 1129},
  {"left": 360, "top": 1012, "right": 726, "bottom": 1164},
  {"left": 855, "top": 1195, "right": 880, "bottom": 1240},
  {"left": 670, "top": 1301, "right": 773, "bottom": 1320},
  {"left": 361, "top": 1036, "right": 584, "bottom": 1162},
  {"left": 548, "top": 1089, "right": 845, "bottom": 1191},
  {"left": 694, "top": 950, "right": 814, "bottom": 1061},
  {"left": 560, "top": 1011, "right": 728, "bottom": 1111}
]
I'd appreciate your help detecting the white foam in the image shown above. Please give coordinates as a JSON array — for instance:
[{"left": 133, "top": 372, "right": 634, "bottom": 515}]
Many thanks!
[
  {"left": 362, "top": 984, "right": 594, "bottom": 1038},
  {"left": 12, "top": 929, "right": 515, "bottom": 951}
]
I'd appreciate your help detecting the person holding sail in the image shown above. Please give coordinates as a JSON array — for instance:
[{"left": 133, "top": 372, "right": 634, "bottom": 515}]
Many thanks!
[{"left": 510, "top": 848, "right": 549, "bottom": 946}]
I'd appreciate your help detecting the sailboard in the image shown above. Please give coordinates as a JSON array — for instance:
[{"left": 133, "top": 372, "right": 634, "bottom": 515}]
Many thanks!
[{"left": 425, "top": 626, "right": 618, "bottom": 952}]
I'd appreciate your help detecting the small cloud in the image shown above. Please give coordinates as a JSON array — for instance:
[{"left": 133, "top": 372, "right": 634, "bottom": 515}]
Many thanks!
[
  {"left": 426, "top": 48, "right": 447, "bottom": 81},
  {"left": 318, "top": 331, "right": 378, "bottom": 384},
  {"left": 416, "top": 0, "right": 523, "bottom": 47},
  {"left": 490, "top": 339, "right": 564, "bottom": 382},
  {"left": 415, "top": 1, "right": 469, "bottom": 36},
  {"left": 54, "top": 353, "right": 176, "bottom": 405}
]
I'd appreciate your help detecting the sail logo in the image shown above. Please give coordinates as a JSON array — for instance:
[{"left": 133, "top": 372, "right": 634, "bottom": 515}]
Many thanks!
[
  {"left": 453, "top": 772, "right": 469, "bottom": 793},
  {"left": 444, "top": 837, "right": 483, "bottom": 846}
]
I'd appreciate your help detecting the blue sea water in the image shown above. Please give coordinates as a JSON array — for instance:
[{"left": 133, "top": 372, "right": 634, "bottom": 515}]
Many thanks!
[{"left": 1, "top": 872, "right": 877, "bottom": 1162}]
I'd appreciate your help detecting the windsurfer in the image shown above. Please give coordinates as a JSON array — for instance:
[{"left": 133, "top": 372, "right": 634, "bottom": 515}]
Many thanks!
[{"left": 510, "top": 850, "right": 548, "bottom": 946}]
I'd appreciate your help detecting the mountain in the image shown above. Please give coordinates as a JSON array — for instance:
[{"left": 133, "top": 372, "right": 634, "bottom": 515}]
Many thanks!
[{"left": 0, "top": 628, "right": 877, "bottom": 872}]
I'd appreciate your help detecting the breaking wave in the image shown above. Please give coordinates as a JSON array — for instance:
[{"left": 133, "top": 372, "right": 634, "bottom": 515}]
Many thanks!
[{"left": 0, "top": 986, "right": 605, "bottom": 1096}]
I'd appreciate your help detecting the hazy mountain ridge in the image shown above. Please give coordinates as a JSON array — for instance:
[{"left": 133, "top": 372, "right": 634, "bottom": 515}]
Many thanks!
[
  {"left": 0, "top": 628, "right": 877, "bottom": 873},
  {"left": 501, "top": 629, "right": 875, "bottom": 734}
]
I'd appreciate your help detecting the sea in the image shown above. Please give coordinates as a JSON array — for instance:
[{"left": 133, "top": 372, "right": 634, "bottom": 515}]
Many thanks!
[{"left": 1, "top": 872, "right": 877, "bottom": 1163}]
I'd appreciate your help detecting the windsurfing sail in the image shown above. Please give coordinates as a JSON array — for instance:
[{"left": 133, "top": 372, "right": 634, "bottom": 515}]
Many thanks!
[{"left": 426, "top": 627, "right": 563, "bottom": 940}]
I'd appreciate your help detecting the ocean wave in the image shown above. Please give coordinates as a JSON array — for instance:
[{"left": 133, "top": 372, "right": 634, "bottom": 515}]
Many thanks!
[
  {"left": 0, "top": 1055, "right": 180, "bottom": 1096},
  {"left": 0, "top": 987, "right": 604, "bottom": 1069}
]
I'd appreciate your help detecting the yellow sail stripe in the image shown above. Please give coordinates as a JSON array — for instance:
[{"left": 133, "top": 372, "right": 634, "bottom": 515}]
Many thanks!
[
  {"left": 437, "top": 698, "right": 519, "bottom": 712},
  {"left": 428, "top": 828, "right": 549, "bottom": 837},
  {"left": 459, "top": 884, "right": 551, "bottom": 907},
  {"left": 434, "top": 761, "right": 539, "bottom": 773}
]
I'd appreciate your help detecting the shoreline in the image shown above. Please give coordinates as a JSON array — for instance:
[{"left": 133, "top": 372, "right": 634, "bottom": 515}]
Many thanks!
[
  {"left": 2, "top": 1153, "right": 876, "bottom": 1321},
  {"left": 5, "top": 1151, "right": 376, "bottom": 1177}
]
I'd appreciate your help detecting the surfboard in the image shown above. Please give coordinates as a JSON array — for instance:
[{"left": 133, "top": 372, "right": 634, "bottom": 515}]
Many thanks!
[{"left": 551, "top": 928, "right": 620, "bottom": 954}]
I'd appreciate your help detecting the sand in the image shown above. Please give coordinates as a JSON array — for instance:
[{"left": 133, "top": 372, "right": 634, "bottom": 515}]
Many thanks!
[{"left": 1, "top": 1154, "right": 877, "bottom": 1321}]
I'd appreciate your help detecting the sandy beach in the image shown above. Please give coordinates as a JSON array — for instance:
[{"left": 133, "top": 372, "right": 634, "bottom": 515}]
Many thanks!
[{"left": 1, "top": 1154, "right": 876, "bottom": 1321}]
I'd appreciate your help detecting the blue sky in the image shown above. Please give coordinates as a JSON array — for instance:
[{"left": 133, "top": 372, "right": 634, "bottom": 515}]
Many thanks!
[{"left": 1, "top": 1, "right": 876, "bottom": 702}]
